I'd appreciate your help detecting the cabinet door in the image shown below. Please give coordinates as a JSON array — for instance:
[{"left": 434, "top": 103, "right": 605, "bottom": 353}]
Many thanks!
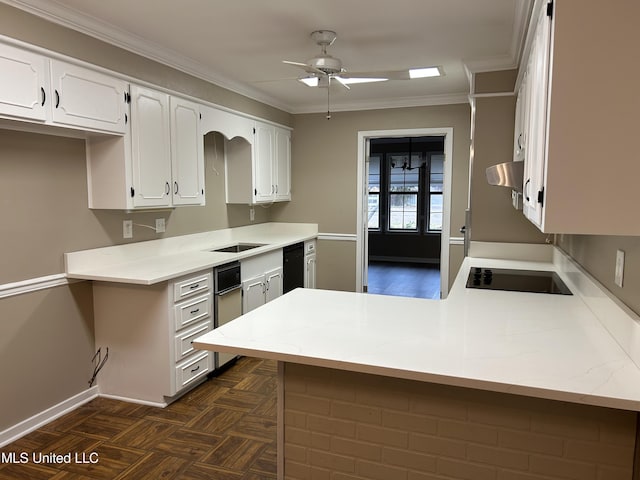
[
  {"left": 0, "top": 43, "right": 49, "bottom": 122},
  {"left": 170, "top": 97, "right": 205, "bottom": 206},
  {"left": 265, "top": 267, "right": 283, "bottom": 303},
  {"left": 243, "top": 275, "right": 265, "bottom": 313},
  {"left": 305, "top": 254, "right": 316, "bottom": 289},
  {"left": 513, "top": 73, "right": 528, "bottom": 162},
  {"left": 522, "top": 6, "right": 551, "bottom": 228},
  {"left": 254, "top": 122, "right": 275, "bottom": 202},
  {"left": 130, "top": 85, "right": 172, "bottom": 207},
  {"left": 274, "top": 127, "right": 291, "bottom": 201},
  {"left": 50, "top": 60, "right": 128, "bottom": 134}
]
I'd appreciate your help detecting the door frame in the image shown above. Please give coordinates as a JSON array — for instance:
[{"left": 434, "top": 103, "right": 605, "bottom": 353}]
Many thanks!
[{"left": 356, "top": 127, "right": 454, "bottom": 298}]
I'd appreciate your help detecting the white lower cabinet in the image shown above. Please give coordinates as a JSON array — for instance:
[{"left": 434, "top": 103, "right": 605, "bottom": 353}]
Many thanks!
[
  {"left": 93, "top": 270, "right": 213, "bottom": 405},
  {"left": 241, "top": 250, "right": 283, "bottom": 313},
  {"left": 304, "top": 240, "right": 317, "bottom": 289}
]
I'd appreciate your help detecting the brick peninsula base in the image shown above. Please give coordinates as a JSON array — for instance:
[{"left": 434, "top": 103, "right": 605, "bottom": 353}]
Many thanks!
[{"left": 281, "top": 363, "right": 636, "bottom": 480}]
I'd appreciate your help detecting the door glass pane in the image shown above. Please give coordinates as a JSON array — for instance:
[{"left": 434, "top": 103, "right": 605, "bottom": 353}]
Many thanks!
[
  {"left": 388, "top": 153, "right": 419, "bottom": 231},
  {"left": 389, "top": 193, "right": 417, "bottom": 230},
  {"left": 430, "top": 154, "right": 444, "bottom": 193},
  {"left": 368, "top": 156, "right": 381, "bottom": 229},
  {"left": 429, "top": 194, "right": 443, "bottom": 231}
]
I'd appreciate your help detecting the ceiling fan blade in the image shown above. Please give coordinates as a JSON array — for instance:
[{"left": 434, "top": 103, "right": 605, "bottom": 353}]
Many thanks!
[
  {"left": 333, "top": 77, "right": 351, "bottom": 90},
  {"left": 282, "top": 60, "right": 327, "bottom": 77}
]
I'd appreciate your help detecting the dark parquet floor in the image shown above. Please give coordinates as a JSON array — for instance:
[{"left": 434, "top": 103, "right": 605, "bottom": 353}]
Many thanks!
[
  {"left": 367, "top": 261, "right": 441, "bottom": 299},
  {"left": 0, "top": 357, "right": 277, "bottom": 480}
]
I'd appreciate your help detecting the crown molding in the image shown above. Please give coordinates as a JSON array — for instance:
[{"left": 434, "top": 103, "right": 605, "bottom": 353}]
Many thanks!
[
  {"left": 1, "top": 0, "right": 520, "bottom": 115},
  {"left": 290, "top": 92, "right": 470, "bottom": 115},
  {"left": 0, "top": 0, "right": 294, "bottom": 112}
]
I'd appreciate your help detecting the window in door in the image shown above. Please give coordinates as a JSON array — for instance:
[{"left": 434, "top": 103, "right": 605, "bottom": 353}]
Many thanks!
[
  {"left": 367, "top": 155, "right": 381, "bottom": 230},
  {"left": 389, "top": 153, "right": 420, "bottom": 231},
  {"left": 428, "top": 154, "right": 444, "bottom": 231},
  {"left": 367, "top": 136, "right": 444, "bottom": 234}
]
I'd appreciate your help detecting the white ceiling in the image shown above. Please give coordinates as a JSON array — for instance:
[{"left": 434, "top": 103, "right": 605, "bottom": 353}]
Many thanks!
[{"left": 4, "top": 0, "right": 533, "bottom": 114}]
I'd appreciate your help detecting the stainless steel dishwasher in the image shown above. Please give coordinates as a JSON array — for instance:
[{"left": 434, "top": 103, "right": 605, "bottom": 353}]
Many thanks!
[{"left": 213, "top": 261, "right": 242, "bottom": 371}]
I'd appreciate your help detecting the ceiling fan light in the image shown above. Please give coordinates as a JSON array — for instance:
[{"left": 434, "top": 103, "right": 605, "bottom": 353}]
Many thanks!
[
  {"left": 409, "top": 66, "right": 441, "bottom": 79},
  {"left": 336, "top": 77, "right": 388, "bottom": 85},
  {"left": 298, "top": 76, "right": 319, "bottom": 87}
]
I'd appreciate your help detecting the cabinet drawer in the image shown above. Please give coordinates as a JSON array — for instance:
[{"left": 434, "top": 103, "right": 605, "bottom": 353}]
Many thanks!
[
  {"left": 175, "top": 320, "right": 212, "bottom": 362},
  {"left": 173, "top": 273, "right": 211, "bottom": 301},
  {"left": 175, "top": 351, "right": 210, "bottom": 392},
  {"left": 174, "top": 294, "right": 211, "bottom": 331}
]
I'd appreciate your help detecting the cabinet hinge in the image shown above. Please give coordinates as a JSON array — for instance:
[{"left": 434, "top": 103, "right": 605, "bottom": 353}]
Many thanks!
[
  {"left": 130, "top": 187, "right": 135, "bottom": 198},
  {"left": 546, "top": 1, "right": 553, "bottom": 18},
  {"left": 537, "top": 187, "right": 545, "bottom": 206},
  {"left": 254, "top": 188, "right": 257, "bottom": 196},
  {"left": 125, "top": 113, "right": 128, "bottom": 125},
  {"left": 253, "top": 127, "right": 256, "bottom": 134}
]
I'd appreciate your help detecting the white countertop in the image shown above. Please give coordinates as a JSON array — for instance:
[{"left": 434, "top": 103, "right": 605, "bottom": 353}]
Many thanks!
[
  {"left": 194, "top": 247, "right": 640, "bottom": 411},
  {"left": 64, "top": 222, "right": 318, "bottom": 284}
]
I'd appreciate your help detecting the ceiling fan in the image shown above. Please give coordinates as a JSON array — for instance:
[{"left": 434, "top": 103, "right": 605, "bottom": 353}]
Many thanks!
[{"left": 282, "top": 30, "right": 442, "bottom": 119}]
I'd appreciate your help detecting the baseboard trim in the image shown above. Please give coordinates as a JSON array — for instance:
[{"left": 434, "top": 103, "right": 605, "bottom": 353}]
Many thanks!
[
  {"left": 98, "top": 393, "right": 168, "bottom": 408},
  {"left": 0, "top": 386, "right": 99, "bottom": 448}
]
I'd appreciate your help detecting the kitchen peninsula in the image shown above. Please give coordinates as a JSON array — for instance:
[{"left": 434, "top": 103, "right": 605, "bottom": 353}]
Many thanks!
[{"left": 194, "top": 245, "right": 640, "bottom": 480}]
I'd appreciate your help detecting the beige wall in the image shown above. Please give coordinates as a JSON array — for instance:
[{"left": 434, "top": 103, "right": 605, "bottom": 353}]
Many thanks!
[
  {"left": 0, "top": 283, "right": 94, "bottom": 432},
  {"left": 558, "top": 235, "right": 640, "bottom": 316},
  {"left": 272, "top": 104, "right": 472, "bottom": 290}
]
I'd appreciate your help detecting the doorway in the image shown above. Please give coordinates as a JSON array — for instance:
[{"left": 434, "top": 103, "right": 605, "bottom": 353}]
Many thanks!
[{"left": 356, "top": 128, "right": 454, "bottom": 298}]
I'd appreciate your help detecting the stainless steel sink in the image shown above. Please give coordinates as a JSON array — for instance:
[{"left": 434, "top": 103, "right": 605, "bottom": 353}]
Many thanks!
[{"left": 210, "top": 243, "right": 266, "bottom": 253}]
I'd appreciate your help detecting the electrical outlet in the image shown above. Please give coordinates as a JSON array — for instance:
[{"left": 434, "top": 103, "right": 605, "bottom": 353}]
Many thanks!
[
  {"left": 123, "top": 220, "right": 133, "bottom": 239},
  {"left": 249, "top": 208, "right": 255, "bottom": 221},
  {"left": 155, "top": 218, "right": 166, "bottom": 233},
  {"left": 614, "top": 249, "right": 625, "bottom": 288}
]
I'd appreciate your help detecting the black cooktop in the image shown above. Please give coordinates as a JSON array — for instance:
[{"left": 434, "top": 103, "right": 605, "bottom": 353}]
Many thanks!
[{"left": 466, "top": 267, "right": 572, "bottom": 295}]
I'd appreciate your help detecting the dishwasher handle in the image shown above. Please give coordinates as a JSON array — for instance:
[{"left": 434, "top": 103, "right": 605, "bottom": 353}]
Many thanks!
[{"left": 216, "top": 284, "right": 242, "bottom": 296}]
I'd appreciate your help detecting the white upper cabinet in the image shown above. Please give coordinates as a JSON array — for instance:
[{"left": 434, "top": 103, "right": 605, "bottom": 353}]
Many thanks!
[
  {"left": 521, "top": 3, "right": 551, "bottom": 229},
  {"left": 225, "top": 119, "right": 292, "bottom": 205},
  {"left": 0, "top": 43, "right": 49, "bottom": 122},
  {"left": 519, "top": 0, "right": 640, "bottom": 235},
  {"left": 0, "top": 42, "right": 128, "bottom": 134},
  {"left": 50, "top": 60, "right": 128, "bottom": 134},
  {"left": 87, "top": 85, "right": 205, "bottom": 210},
  {"left": 170, "top": 96, "right": 205, "bottom": 206},
  {"left": 254, "top": 121, "right": 276, "bottom": 203},
  {"left": 130, "top": 85, "right": 172, "bottom": 208},
  {"left": 275, "top": 127, "right": 292, "bottom": 201}
]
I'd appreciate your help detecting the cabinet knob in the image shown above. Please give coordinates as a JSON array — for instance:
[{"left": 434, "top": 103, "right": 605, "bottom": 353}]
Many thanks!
[
  {"left": 40, "top": 87, "right": 46, "bottom": 106},
  {"left": 165, "top": 182, "right": 170, "bottom": 195},
  {"left": 55, "top": 90, "right": 60, "bottom": 108}
]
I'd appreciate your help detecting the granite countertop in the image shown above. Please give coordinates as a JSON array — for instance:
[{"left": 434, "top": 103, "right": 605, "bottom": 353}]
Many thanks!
[
  {"left": 194, "top": 248, "right": 640, "bottom": 411},
  {"left": 64, "top": 222, "right": 318, "bottom": 284}
]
